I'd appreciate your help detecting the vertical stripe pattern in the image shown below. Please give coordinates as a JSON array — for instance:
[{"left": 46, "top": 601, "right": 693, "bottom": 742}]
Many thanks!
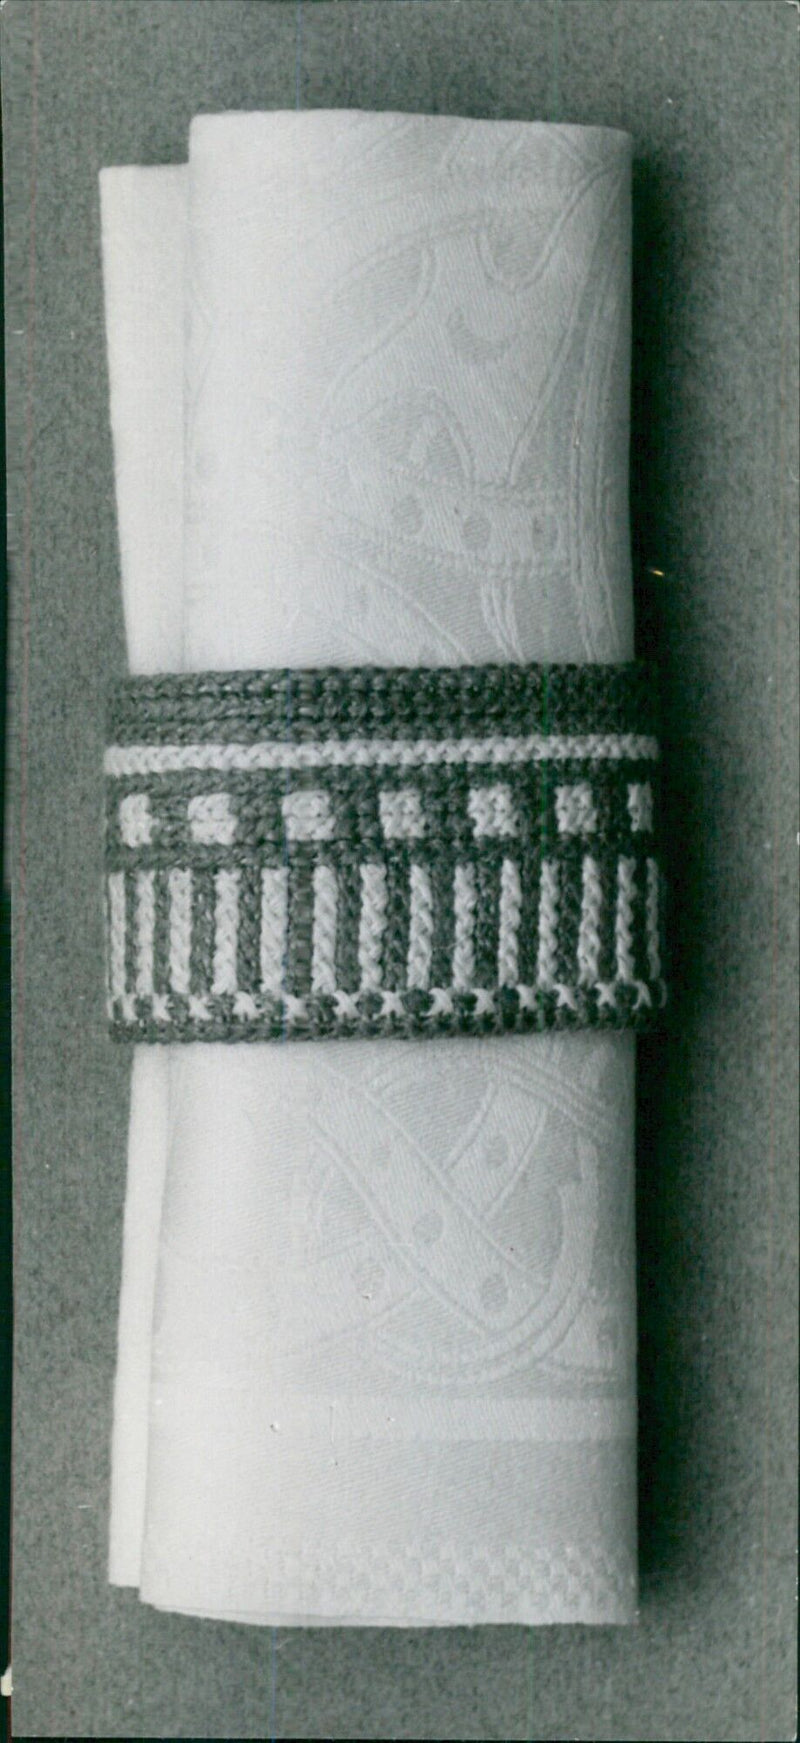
[
  {"left": 108, "top": 871, "right": 127, "bottom": 1001},
  {"left": 168, "top": 868, "right": 192, "bottom": 994},
  {"left": 615, "top": 857, "right": 637, "bottom": 985},
  {"left": 106, "top": 850, "right": 663, "bottom": 1029},
  {"left": 135, "top": 870, "right": 156, "bottom": 996},
  {"left": 105, "top": 662, "right": 663, "bottom": 1037},
  {"left": 358, "top": 863, "right": 387, "bottom": 990},
  {"left": 577, "top": 856, "right": 603, "bottom": 986},
  {"left": 497, "top": 859, "right": 521, "bottom": 987},
  {"left": 452, "top": 863, "right": 476, "bottom": 991},
  {"left": 212, "top": 869, "right": 240, "bottom": 995},
  {"left": 311, "top": 863, "right": 338, "bottom": 993},
  {"left": 536, "top": 860, "right": 559, "bottom": 989},
  {"left": 407, "top": 863, "right": 433, "bottom": 990},
  {"left": 260, "top": 867, "right": 288, "bottom": 994}
]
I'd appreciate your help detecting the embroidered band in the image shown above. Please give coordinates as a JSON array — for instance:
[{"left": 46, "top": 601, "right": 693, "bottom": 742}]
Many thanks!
[{"left": 104, "top": 664, "right": 666, "bottom": 1041}]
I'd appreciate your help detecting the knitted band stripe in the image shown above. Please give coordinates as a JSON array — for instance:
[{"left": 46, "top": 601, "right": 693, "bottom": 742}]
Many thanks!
[{"left": 104, "top": 663, "right": 666, "bottom": 1041}]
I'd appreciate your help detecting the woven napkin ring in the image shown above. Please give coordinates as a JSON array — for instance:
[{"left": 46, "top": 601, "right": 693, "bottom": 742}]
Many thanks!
[{"left": 103, "top": 663, "right": 667, "bottom": 1042}]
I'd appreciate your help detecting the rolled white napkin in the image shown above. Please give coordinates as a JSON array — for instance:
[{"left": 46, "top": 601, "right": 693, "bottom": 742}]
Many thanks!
[{"left": 101, "top": 112, "right": 638, "bottom": 1627}]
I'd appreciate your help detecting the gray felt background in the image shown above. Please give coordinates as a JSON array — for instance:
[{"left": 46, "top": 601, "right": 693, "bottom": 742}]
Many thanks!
[{"left": 3, "top": 1, "right": 798, "bottom": 1738}]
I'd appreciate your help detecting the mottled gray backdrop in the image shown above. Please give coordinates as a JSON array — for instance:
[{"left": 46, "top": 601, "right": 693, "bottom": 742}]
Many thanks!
[{"left": 3, "top": 1, "right": 798, "bottom": 1738}]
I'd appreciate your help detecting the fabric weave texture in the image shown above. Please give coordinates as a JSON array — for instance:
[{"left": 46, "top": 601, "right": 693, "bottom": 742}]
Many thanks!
[
  {"left": 102, "top": 111, "right": 642, "bottom": 1629},
  {"left": 105, "top": 661, "right": 665, "bottom": 1040}
]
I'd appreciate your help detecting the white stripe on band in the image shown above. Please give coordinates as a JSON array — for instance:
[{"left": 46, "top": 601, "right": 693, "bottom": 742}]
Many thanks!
[
  {"left": 407, "top": 863, "right": 433, "bottom": 990},
  {"left": 212, "top": 869, "right": 240, "bottom": 996},
  {"left": 134, "top": 870, "right": 155, "bottom": 997},
  {"left": 452, "top": 863, "right": 476, "bottom": 991},
  {"left": 536, "top": 859, "right": 559, "bottom": 989},
  {"left": 577, "top": 856, "right": 603, "bottom": 986},
  {"left": 498, "top": 858, "right": 521, "bottom": 987},
  {"left": 168, "top": 867, "right": 192, "bottom": 996},
  {"left": 615, "top": 857, "right": 637, "bottom": 985},
  {"left": 358, "top": 862, "right": 387, "bottom": 991},
  {"left": 107, "top": 871, "right": 127, "bottom": 1001},
  {"left": 104, "top": 731, "right": 659, "bottom": 778},
  {"left": 311, "top": 863, "right": 338, "bottom": 994},
  {"left": 259, "top": 866, "right": 288, "bottom": 995}
]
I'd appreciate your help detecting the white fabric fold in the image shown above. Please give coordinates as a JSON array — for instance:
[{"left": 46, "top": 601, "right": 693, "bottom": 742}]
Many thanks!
[{"left": 101, "top": 112, "right": 638, "bottom": 1627}]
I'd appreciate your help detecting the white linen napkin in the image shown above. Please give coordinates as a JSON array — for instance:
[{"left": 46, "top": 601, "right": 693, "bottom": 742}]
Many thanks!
[{"left": 101, "top": 112, "right": 638, "bottom": 1627}]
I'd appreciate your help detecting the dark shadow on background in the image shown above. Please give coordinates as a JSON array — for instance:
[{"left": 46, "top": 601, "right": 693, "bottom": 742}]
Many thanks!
[{"left": 631, "top": 153, "right": 708, "bottom": 1598}]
